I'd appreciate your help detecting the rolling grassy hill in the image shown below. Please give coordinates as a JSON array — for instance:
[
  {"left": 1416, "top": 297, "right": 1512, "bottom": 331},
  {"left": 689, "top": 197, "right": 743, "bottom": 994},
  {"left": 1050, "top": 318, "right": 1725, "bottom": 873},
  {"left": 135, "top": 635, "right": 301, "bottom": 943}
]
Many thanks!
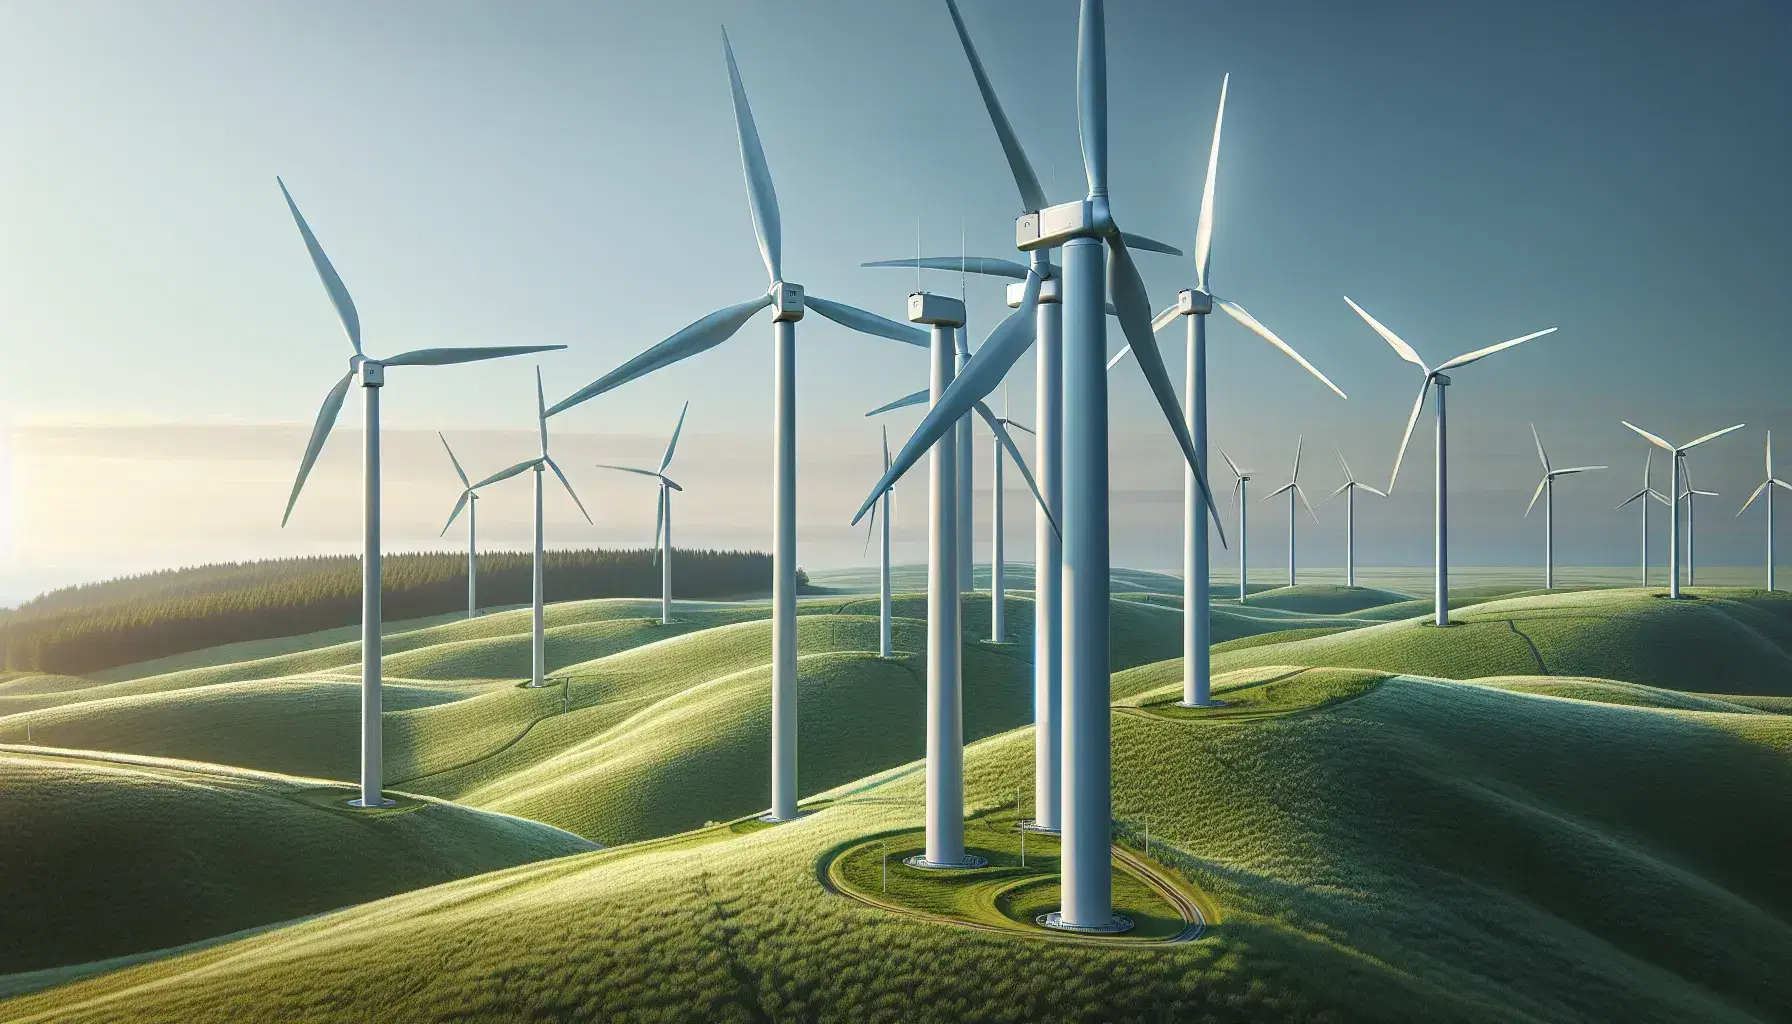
[
  {"left": 5, "top": 663, "right": 1786, "bottom": 1022},
  {"left": 0, "top": 747, "right": 595, "bottom": 981}
]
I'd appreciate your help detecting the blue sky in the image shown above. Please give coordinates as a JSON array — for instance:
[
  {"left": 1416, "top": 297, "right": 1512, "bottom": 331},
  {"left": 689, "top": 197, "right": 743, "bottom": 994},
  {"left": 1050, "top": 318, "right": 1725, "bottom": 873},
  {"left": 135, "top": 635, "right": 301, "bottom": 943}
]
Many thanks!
[{"left": 1, "top": 0, "right": 1788, "bottom": 600}]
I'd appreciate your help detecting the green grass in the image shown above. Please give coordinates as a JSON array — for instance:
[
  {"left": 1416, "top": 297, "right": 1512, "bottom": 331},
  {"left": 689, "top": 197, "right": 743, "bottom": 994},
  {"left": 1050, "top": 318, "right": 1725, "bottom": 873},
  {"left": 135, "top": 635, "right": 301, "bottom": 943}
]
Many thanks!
[
  {"left": 1222, "top": 583, "right": 1413, "bottom": 615},
  {"left": 1115, "top": 665, "right": 1390, "bottom": 722},
  {"left": 0, "top": 746, "right": 594, "bottom": 978}
]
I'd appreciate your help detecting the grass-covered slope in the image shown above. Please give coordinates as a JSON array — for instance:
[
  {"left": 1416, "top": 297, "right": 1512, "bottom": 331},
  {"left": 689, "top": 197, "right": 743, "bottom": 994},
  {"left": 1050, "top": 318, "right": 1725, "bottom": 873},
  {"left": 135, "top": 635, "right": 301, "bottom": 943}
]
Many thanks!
[
  {"left": 0, "top": 747, "right": 595, "bottom": 979},
  {"left": 1214, "top": 587, "right": 1792, "bottom": 695},
  {"left": 1225, "top": 583, "right": 1413, "bottom": 615},
  {"left": 8, "top": 670, "right": 1787, "bottom": 1023}
]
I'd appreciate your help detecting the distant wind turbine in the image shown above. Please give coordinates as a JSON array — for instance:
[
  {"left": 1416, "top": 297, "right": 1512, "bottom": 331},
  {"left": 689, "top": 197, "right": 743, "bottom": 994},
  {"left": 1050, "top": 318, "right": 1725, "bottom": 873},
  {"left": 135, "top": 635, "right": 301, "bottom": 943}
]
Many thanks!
[
  {"left": 1621, "top": 421, "right": 1743, "bottom": 598},
  {"left": 1522, "top": 424, "right": 1605, "bottom": 590},
  {"left": 1350, "top": 297, "right": 1557, "bottom": 625},
  {"left": 1261, "top": 436, "right": 1317, "bottom": 589},
  {"left": 544, "top": 30, "right": 930, "bottom": 824},
  {"left": 595, "top": 402, "right": 690, "bottom": 626},
  {"left": 1317, "top": 449, "right": 1386, "bottom": 588},
  {"left": 1615, "top": 450, "right": 1671, "bottom": 587},
  {"left": 1218, "top": 448, "right": 1251, "bottom": 602},
  {"left": 1736, "top": 431, "right": 1791, "bottom": 590},
  {"left": 863, "top": 426, "right": 895, "bottom": 658},
  {"left": 1678, "top": 462, "right": 1718, "bottom": 588},
  {"left": 275, "top": 178, "right": 562, "bottom": 809},
  {"left": 987, "top": 388, "right": 1034, "bottom": 643},
  {"left": 437, "top": 433, "right": 481, "bottom": 619}
]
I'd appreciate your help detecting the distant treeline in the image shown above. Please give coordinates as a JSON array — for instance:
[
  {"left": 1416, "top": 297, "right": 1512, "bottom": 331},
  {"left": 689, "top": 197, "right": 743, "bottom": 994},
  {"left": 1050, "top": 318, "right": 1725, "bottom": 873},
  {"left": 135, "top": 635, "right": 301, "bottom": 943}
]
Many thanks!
[{"left": 1, "top": 549, "right": 784, "bottom": 675}]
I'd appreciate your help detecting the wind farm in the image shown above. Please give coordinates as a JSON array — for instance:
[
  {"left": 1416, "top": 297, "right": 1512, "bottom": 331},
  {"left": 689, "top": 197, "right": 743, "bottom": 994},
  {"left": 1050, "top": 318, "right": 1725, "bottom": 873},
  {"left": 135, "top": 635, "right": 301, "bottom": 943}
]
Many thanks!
[{"left": 2, "top": 2, "right": 1789, "bottom": 1022}]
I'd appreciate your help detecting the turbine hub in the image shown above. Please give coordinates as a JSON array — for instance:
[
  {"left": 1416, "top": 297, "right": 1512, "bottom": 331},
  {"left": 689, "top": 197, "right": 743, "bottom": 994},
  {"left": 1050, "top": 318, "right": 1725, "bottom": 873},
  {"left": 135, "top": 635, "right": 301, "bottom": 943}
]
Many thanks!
[
  {"left": 771, "top": 281, "right": 805, "bottom": 323},
  {"left": 1432, "top": 372, "right": 1451, "bottom": 386},
  {"left": 357, "top": 359, "right": 385, "bottom": 387},
  {"left": 1178, "top": 289, "right": 1213, "bottom": 316}
]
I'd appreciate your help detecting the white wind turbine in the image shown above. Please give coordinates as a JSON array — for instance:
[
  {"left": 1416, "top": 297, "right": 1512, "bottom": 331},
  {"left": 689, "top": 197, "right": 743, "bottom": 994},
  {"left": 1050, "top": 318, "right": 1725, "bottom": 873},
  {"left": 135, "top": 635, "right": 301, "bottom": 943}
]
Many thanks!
[
  {"left": 1260, "top": 436, "right": 1317, "bottom": 589},
  {"left": 545, "top": 29, "right": 930, "bottom": 824},
  {"left": 1737, "top": 431, "right": 1791, "bottom": 590},
  {"left": 1349, "top": 298, "right": 1557, "bottom": 626},
  {"left": 1620, "top": 421, "right": 1743, "bottom": 598},
  {"left": 987, "top": 388, "right": 1034, "bottom": 644},
  {"left": 1678, "top": 461, "right": 1719, "bottom": 587},
  {"left": 437, "top": 433, "right": 481, "bottom": 619},
  {"left": 862, "top": 426, "right": 895, "bottom": 658},
  {"left": 470, "top": 371, "right": 592, "bottom": 688},
  {"left": 1317, "top": 448, "right": 1386, "bottom": 588},
  {"left": 1522, "top": 423, "right": 1605, "bottom": 591},
  {"left": 594, "top": 401, "right": 690, "bottom": 626},
  {"left": 1105, "top": 72, "right": 1345, "bottom": 707},
  {"left": 275, "top": 179, "right": 563, "bottom": 809},
  {"left": 1218, "top": 447, "right": 1252, "bottom": 602},
  {"left": 855, "top": 0, "right": 1226, "bottom": 933},
  {"left": 1615, "top": 450, "right": 1671, "bottom": 587}
]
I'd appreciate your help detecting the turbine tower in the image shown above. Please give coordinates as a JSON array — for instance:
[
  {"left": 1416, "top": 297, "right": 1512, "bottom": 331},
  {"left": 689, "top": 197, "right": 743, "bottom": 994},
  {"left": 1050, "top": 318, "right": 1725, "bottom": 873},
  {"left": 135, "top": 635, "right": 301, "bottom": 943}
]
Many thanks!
[
  {"left": 438, "top": 434, "right": 481, "bottom": 619},
  {"left": 862, "top": 426, "right": 896, "bottom": 658},
  {"left": 1737, "top": 431, "right": 1790, "bottom": 590},
  {"left": 1218, "top": 448, "right": 1252, "bottom": 602},
  {"left": 855, "top": 0, "right": 1226, "bottom": 933},
  {"left": 1261, "top": 437, "right": 1317, "bottom": 589},
  {"left": 1349, "top": 298, "right": 1557, "bottom": 626},
  {"left": 1678, "top": 462, "right": 1718, "bottom": 588},
  {"left": 1523, "top": 424, "right": 1606, "bottom": 590},
  {"left": 473, "top": 371, "right": 592, "bottom": 688},
  {"left": 988, "top": 389, "right": 1034, "bottom": 643},
  {"left": 275, "top": 179, "right": 562, "bottom": 809},
  {"left": 1615, "top": 450, "right": 1671, "bottom": 587},
  {"left": 1621, "top": 421, "right": 1743, "bottom": 598},
  {"left": 545, "top": 30, "right": 930, "bottom": 824},
  {"left": 594, "top": 401, "right": 690, "bottom": 626},
  {"left": 1317, "top": 449, "right": 1386, "bottom": 588},
  {"left": 1105, "top": 73, "right": 1345, "bottom": 707}
]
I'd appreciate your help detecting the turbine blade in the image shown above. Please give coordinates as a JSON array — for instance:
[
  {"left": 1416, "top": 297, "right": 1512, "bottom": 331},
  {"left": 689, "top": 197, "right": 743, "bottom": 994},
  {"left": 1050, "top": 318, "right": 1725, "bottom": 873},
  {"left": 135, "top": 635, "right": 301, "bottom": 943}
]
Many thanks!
[
  {"left": 536, "top": 367, "right": 549, "bottom": 456},
  {"left": 439, "top": 432, "right": 470, "bottom": 488},
  {"left": 1615, "top": 489, "right": 1647, "bottom": 510},
  {"left": 593, "top": 463, "right": 664, "bottom": 480},
  {"left": 1682, "top": 422, "right": 1746, "bottom": 451},
  {"left": 1217, "top": 447, "right": 1243, "bottom": 480},
  {"left": 281, "top": 370, "right": 355, "bottom": 527},
  {"left": 659, "top": 474, "right": 683, "bottom": 492},
  {"left": 1335, "top": 446, "right": 1354, "bottom": 483},
  {"left": 471, "top": 457, "right": 543, "bottom": 490},
  {"left": 1552, "top": 466, "right": 1608, "bottom": 475},
  {"left": 380, "top": 345, "right": 566, "bottom": 367},
  {"left": 1739, "top": 480, "right": 1769, "bottom": 516},
  {"left": 1297, "top": 484, "right": 1318, "bottom": 523},
  {"left": 1344, "top": 296, "right": 1427, "bottom": 372},
  {"left": 660, "top": 400, "right": 690, "bottom": 472},
  {"left": 851, "top": 273, "right": 1042, "bottom": 525},
  {"left": 1215, "top": 298, "right": 1346, "bottom": 398},
  {"left": 1109, "top": 235, "right": 1226, "bottom": 544},
  {"left": 1435, "top": 327, "right": 1558, "bottom": 372},
  {"left": 1105, "top": 344, "right": 1134, "bottom": 371},
  {"left": 866, "top": 389, "right": 929, "bottom": 418},
  {"left": 1291, "top": 434, "right": 1304, "bottom": 482},
  {"left": 1193, "top": 73, "right": 1228, "bottom": 294},
  {"left": 1320, "top": 481, "right": 1349, "bottom": 505},
  {"left": 1002, "top": 419, "right": 1035, "bottom": 436},
  {"left": 942, "top": 0, "right": 1049, "bottom": 212},
  {"left": 1531, "top": 422, "right": 1549, "bottom": 472},
  {"left": 1649, "top": 489, "right": 1671, "bottom": 507},
  {"left": 863, "top": 490, "right": 877, "bottom": 557},
  {"left": 1524, "top": 478, "right": 1547, "bottom": 518},
  {"left": 976, "top": 400, "right": 1057, "bottom": 536},
  {"left": 547, "top": 295, "right": 772, "bottom": 417},
  {"left": 1358, "top": 483, "right": 1389, "bottom": 498},
  {"left": 1622, "top": 421, "right": 1676, "bottom": 452},
  {"left": 882, "top": 424, "right": 892, "bottom": 472},
  {"left": 804, "top": 294, "right": 928, "bottom": 347},
  {"left": 440, "top": 490, "right": 471, "bottom": 537},
  {"left": 861, "top": 256, "right": 1029, "bottom": 279},
  {"left": 276, "top": 177, "right": 361, "bottom": 354},
  {"left": 1076, "top": 0, "right": 1107, "bottom": 197},
  {"left": 1150, "top": 303, "right": 1180, "bottom": 333},
  {"left": 1261, "top": 482, "right": 1294, "bottom": 501},
  {"left": 655, "top": 486, "right": 667, "bottom": 555},
  {"left": 546, "top": 457, "right": 592, "bottom": 524},
  {"left": 1117, "top": 232, "right": 1182, "bottom": 257},
  {"left": 1774, "top": 479, "right": 1792, "bottom": 493},
  {"left": 1388, "top": 378, "right": 1431, "bottom": 494},
  {"left": 721, "top": 29, "right": 781, "bottom": 283}
]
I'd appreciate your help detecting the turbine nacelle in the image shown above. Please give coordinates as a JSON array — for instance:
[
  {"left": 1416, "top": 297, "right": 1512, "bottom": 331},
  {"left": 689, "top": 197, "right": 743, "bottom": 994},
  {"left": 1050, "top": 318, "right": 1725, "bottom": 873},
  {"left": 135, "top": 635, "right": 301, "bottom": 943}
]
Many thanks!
[
  {"left": 907, "top": 292, "right": 966, "bottom": 328},
  {"left": 1006, "top": 277, "right": 1062, "bottom": 307},
  {"left": 1177, "top": 288, "right": 1214, "bottom": 317},
  {"left": 771, "top": 281, "right": 805, "bottom": 323},
  {"left": 1017, "top": 199, "right": 1102, "bottom": 251},
  {"left": 357, "top": 359, "right": 384, "bottom": 387}
]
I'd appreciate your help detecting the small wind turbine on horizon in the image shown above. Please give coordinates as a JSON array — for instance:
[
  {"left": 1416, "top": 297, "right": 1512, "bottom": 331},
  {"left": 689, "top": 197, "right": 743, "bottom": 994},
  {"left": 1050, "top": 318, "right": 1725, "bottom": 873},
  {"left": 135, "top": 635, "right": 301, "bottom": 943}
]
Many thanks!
[
  {"left": 986, "top": 387, "right": 1034, "bottom": 644},
  {"left": 1317, "top": 449, "right": 1386, "bottom": 588},
  {"left": 470, "top": 370, "right": 592, "bottom": 689},
  {"left": 1350, "top": 297, "right": 1558, "bottom": 626},
  {"left": 1260, "top": 437, "right": 1317, "bottom": 590},
  {"left": 1621, "top": 421, "right": 1743, "bottom": 598},
  {"left": 438, "top": 434, "right": 482, "bottom": 619},
  {"left": 275, "top": 178, "right": 563, "bottom": 810},
  {"left": 1218, "top": 447, "right": 1251, "bottom": 602},
  {"left": 863, "top": 426, "right": 895, "bottom": 658},
  {"left": 594, "top": 401, "right": 690, "bottom": 626},
  {"left": 543, "top": 28, "right": 931, "bottom": 825},
  {"left": 1736, "top": 431, "right": 1790, "bottom": 590},
  {"left": 1615, "top": 450, "right": 1671, "bottom": 587},
  {"left": 1523, "top": 424, "right": 1605, "bottom": 591},
  {"left": 1678, "top": 462, "right": 1719, "bottom": 588}
]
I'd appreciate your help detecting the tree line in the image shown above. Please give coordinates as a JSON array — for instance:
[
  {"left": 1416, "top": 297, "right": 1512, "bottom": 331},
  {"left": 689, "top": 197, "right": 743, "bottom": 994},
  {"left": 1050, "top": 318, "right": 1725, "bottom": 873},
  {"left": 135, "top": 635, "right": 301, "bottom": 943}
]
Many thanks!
[{"left": 1, "top": 548, "right": 783, "bottom": 675}]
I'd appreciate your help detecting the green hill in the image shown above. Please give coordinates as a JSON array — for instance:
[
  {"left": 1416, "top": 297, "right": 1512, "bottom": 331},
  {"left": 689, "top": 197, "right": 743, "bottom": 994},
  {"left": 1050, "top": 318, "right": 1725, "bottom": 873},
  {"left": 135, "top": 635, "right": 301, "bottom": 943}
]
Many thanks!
[
  {"left": 6, "top": 665, "right": 1786, "bottom": 1022},
  {"left": 1223, "top": 583, "right": 1413, "bottom": 615},
  {"left": 0, "top": 746, "right": 595, "bottom": 980}
]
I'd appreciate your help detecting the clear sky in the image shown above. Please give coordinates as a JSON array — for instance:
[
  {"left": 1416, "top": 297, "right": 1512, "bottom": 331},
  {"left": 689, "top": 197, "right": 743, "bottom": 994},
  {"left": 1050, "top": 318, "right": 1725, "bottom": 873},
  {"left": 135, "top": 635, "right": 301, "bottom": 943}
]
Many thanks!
[{"left": 1, "top": 0, "right": 1788, "bottom": 602}]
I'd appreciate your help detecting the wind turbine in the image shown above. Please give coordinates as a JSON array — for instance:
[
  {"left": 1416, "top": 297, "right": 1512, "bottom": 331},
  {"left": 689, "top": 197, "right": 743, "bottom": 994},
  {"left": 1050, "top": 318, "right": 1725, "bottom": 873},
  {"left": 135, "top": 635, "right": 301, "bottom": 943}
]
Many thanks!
[
  {"left": 1105, "top": 73, "right": 1345, "bottom": 707},
  {"left": 594, "top": 401, "right": 690, "bottom": 626},
  {"left": 1218, "top": 448, "right": 1251, "bottom": 602},
  {"left": 1620, "top": 421, "right": 1743, "bottom": 598},
  {"left": 471, "top": 371, "right": 592, "bottom": 688},
  {"left": 1260, "top": 436, "right": 1317, "bottom": 589},
  {"left": 1615, "top": 450, "right": 1671, "bottom": 587},
  {"left": 1737, "top": 431, "right": 1791, "bottom": 590},
  {"left": 438, "top": 433, "right": 481, "bottom": 619},
  {"left": 1349, "top": 297, "right": 1557, "bottom": 626},
  {"left": 854, "top": 0, "right": 1226, "bottom": 934},
  {"left": 275, "top": 178, "right": 562, "bottom": 809},
  {"left": 544, "top": 30, "right": 929, "bottom": 824},
  {"left": 863, "top": 426, "right": 895, "bottom": 658},
  {"left": 1317, "top": 449, "right": 1386, "bottom": 588},
  {"left": 1522, "top": 424, "right": 1606, "bottom": 590},
  {"left": 1678, "top": 461, "right": 1719, "bottom": 587},
  {"left": 987, "top": 388, "right": 1034, "bottom": 643}
]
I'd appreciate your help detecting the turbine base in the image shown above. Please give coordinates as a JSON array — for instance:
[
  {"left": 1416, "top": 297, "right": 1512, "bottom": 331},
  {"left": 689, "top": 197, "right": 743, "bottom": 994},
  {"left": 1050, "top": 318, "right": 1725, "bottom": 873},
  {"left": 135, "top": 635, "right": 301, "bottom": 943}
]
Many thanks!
[
  {"left": 346, "top": 797, "right": 397, "bottom": 810},
  {"left": 1013, "top": 818, "right": 1060, "bottom": 835},
  {"left": 903, "top": 853, "right": 988, "bottom": 871},
  {"left": 1174, "top": 698, "right": 1228, "bottom": 709},
  {"left": 1038, "top": 911, "right": 1134, "bottom": 934}
]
